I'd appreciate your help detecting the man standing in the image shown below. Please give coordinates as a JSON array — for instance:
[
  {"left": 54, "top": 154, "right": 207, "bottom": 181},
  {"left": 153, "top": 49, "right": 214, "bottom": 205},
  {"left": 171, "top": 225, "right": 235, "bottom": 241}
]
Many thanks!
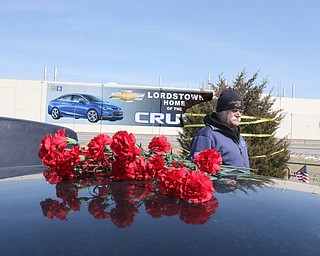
[{"left": 190, "top": 89, "right": 250, "bottom": 169}]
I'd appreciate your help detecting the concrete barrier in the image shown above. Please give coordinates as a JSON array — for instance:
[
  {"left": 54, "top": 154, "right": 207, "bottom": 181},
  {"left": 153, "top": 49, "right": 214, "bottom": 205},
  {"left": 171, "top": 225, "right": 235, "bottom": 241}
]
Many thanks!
[{"left": 0, "top": 117, "right": 77, "bottom": 171}]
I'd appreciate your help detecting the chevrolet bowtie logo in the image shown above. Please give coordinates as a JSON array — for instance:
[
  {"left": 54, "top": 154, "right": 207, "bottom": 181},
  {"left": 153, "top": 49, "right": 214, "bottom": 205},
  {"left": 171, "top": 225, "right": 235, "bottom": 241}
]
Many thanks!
[{"left": 110, "top": 90, "right": 145, "bottom": 102}]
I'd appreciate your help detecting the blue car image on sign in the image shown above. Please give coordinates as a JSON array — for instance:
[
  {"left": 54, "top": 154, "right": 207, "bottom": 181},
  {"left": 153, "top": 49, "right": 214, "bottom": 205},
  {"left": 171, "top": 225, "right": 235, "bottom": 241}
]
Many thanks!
[{"left": 48, "top": 93, "right": 124, "bottom": 123}]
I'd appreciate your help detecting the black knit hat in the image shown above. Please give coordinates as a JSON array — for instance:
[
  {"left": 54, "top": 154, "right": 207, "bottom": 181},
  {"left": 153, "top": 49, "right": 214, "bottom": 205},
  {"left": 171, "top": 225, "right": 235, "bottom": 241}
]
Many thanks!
[{"left": 216, "top": 89, "right": 244, "bottom": 112}]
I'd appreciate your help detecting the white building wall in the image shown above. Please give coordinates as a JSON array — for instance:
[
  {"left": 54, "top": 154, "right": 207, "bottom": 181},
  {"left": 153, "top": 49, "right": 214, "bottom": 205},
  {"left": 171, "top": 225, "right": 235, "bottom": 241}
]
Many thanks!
[
  {"left": 1, "top": 78, "right": 320, "bottom": 140},
  {"left": 0, "top": 79, "right": 44, "bottom": 121},
  {"left": 273, "top": 97, "right": 320, "bottom": 140}
]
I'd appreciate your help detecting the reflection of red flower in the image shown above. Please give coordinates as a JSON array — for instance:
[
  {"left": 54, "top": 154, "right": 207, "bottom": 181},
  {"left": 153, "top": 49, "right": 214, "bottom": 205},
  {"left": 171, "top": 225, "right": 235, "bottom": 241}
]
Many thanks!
[
  {"left": 145, "top": 193, "right": 219, "bottom": 224},
  {"left": 88, "top": 198, "right": 110, "bottom": 219},
  {"left": 179, "top": 196, "right": 219, "bottom": 224},
  {"left": 98, "top": 186, "right": 111, "bottom": 197},
  {"left": 180, "top": 204, "right": 211, "bottom": 224},
  {"left": 107, "top": 181, "right": 145, "bottom": 228},
  {"left": 127, "top": 180, "right": 155, "bottom": 200},
  {"left": 202, "top": 195, "right": 220, "bottom": 213},
  {"left": 180, "top": 170, "right": 214, "bottom": 203},
  {"left": 111, "top": 131, "right": 142, "bottom": 160},
  {"left": 40, "top": 198, "right": 68, "bottom": 220},
  {"left": 145, "top": 194, "right": 180, "bottom": 218},
  {"left": 110, "top": 204, "right": 138, "bottom": 228},
  {"left": 194, "top": 149, "right": 222, "bottom": 175},
  {"left": 148, "top": 136, "right": 171, "bottom": 155},
  {"left": 40, "top": 179, "right": 218, "bottom": 226},
  {"left": 43, "top": 169, "right": 63, "bottom": 184},
  {"left": 56, "top": 181, "right": 81, "bottom": 211}
]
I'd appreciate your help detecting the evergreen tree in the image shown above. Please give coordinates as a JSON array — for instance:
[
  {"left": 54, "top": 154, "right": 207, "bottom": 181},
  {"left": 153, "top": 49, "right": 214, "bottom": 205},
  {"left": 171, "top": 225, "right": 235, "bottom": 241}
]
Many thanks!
[{"left": 178, "top": 71, "right": 290, "bottom": 178}]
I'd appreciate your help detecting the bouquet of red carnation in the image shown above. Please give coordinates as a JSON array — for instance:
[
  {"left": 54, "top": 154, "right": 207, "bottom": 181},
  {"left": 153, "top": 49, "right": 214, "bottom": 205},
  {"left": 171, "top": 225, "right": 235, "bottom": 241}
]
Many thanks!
[{"left": 38, "top": 129, "right": 226, "bottom": 204}]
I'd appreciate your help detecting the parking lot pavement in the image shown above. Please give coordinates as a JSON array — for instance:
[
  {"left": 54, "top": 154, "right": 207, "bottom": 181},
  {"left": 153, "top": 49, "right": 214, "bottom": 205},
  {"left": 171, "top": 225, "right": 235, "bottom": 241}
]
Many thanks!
[{"left": 269, "top": 178, "right": 320, "bottom": 194}]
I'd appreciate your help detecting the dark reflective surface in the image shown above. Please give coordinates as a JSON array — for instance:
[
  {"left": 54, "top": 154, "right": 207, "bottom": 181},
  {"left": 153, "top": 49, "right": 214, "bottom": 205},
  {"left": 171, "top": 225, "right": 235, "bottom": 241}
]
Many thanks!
[
  {"left": 1, "top": 176, "right": 320, "bottom": 256},
  {"left": 39, "top": 178, "right": 219, "bottom": 225}
]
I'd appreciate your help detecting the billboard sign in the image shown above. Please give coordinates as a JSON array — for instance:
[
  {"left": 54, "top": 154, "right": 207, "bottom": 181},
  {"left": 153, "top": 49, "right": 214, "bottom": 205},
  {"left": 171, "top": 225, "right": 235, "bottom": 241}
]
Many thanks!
[{"left": 46, "top": 83, "right": 213, "bottom": 127}]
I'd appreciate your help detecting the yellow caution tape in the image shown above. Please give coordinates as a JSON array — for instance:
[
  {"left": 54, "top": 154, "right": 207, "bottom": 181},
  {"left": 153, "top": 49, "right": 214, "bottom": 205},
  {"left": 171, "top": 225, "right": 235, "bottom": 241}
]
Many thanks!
[
  {"left": 184, "top": 113, "right": 278, "bottom": 125},
  {"left": 181, "top": 130, "right": 276, "bottom": 141},
  {"left": 181, "top": 137, "right": 194, "bottom": 141},
  {"left": 249, "top": 148, "right": 285, "bottom": 159},
  {"left": 241, "top": 131, "right": 276, "bottom": 138},
  {"left": 181, "top": 144, "right": 285, "bottom": 160},
  {"left": 240, "top": 119, "right": 278, "bottom": 125},
  {"left": 184, "top": 123, "right": 276, "bottom": 128},
  {"left": 183, "top": 113, "right": 278, "bottom": 139},
  {"left": 184, "top": 113, "right": 206, "bottom": 117},
  {"left": 182, "top": 128, "right": 275, "bottom": 138},
  {"left": 240, "top": 115, "right": 279, "bottom": 125},
  {"left": 241, "top": 115, "right": 276, "bottom": 120},
  {"left": 182, "top": 113, "right": 286, "bottom": 160},
  {"left": 183, "top": 124, "right": 206, "bottom": 128}
]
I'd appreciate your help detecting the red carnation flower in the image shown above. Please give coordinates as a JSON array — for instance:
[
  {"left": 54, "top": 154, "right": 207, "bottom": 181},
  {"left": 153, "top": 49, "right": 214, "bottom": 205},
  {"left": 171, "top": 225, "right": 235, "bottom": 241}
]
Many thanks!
[
  {"left": 111, "top": 131, "right": 142, "bottom": 160},
  {"left": 180, "top": 170, "right": 214, "bottom": 203},
  {"left": 171, "top": 161, "right": 186, "bottom": 168},
  {"left": 129, "top": 157, "right": 147, "bottom": 181},
  {"left": 42, "top": 146, "right": 80, "bottom": 180},
  {"left": 194, "top": 149, "right": 222, "bottom": 175},
  {"left": 87, "top": 134, "right": 112, "bottom": 161},
  {"left": 52, "top": 128, "right": 68, "bottom": 150},
  {"left": 157, "top": 168, "right": 187, "bottom": 198},
  {"left": 38, "top": 129, "right": 68, "bottom": 159},
  {"left": 38, "top": 133, "right": 53, "bottom": 159},
  {"left": 111, "top": 158, "right": 140, "bottom": 181},
  {"left": 145, "top": 155, "right": 166, "bottom": 179},
  {"left": 148, "top": 136, "right": 171, "bottom": 155}
]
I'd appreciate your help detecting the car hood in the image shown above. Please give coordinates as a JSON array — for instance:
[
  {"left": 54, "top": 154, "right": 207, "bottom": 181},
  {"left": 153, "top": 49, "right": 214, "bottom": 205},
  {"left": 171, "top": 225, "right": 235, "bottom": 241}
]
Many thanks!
[{"left": 1, "top": 172, "right": 320, "bottom": 256}]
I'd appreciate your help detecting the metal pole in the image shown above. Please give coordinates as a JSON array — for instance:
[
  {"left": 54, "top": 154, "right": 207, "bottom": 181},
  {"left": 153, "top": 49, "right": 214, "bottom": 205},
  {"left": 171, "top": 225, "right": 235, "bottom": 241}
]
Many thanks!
[
  {"left": 43, "top": 66, "right": 47, "bottom": 81},
  {"left": 54, "top": 67, "right": 58, "bottom": 81}
]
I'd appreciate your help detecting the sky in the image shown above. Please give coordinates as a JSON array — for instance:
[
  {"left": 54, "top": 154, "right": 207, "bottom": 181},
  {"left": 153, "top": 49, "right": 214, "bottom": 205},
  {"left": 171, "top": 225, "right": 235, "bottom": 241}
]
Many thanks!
[{"left": 0, "top": 0, "right": 320, "bottom": 99}]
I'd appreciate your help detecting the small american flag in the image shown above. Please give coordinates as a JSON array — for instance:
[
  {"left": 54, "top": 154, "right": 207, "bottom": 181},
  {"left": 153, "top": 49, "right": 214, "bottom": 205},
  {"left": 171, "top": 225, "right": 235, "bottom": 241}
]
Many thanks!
[{"left": 296, "top": 165, "right": 309, "bottom": 183}]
